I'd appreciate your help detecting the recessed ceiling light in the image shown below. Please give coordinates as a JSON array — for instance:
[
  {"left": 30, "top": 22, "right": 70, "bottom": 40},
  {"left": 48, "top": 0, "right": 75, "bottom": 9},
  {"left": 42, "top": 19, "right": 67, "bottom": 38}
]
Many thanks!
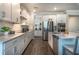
[
  {"left": 33, "top": 7, "right": 38, "bottom": 12},
  {"left": 33, "top": 9, "right": 36, "bottom": 12},
  {"left": 54, "top": 7, "right": 57, "bottom": 10}
]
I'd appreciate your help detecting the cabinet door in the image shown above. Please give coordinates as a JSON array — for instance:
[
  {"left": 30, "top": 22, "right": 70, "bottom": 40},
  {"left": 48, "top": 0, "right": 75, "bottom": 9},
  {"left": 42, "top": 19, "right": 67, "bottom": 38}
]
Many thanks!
[
  {"left": 0, "top": 4, "right": 4, "bottom": 19},
  {"left": 16, "top": 39, "right": 22, "bottom": 54},
  {"left": 50, "top": 33, "right": 53, "bottom": 49},
  {"left": 24, "top": 33, "right": 29, "bottom": 47},
  {"left": 0, "top": 43, "right": 3, "bottom": 55},
  {"left": 53, "top": 35, "right": 58, "bottom": 55},
  {"left": 4, "top": 39, "right": 17, "bottom": 55},
  {"left": 5, "top": 45, "right": 15, "bottom": 55},
  {"left": 3, "top": 3, "right": 11, "bottom": 21},
  {"left": 48, "top": 32, "right": 53, "bottom": 49},
  {"left": 48, "top": 32, "right": 51, "bottom": 47},
  {"left": 12, "top": 4, "right": 20, "bottom": 23},
  {"left": 0, "top": 3, "right": 11, "bottom": 21},
  {"left": 57, "top": 14, "right": 67, "bottom": 23},
  {"left": 34, "top": 30, "right": 42, "bottom": 36},
  {"left": 16, "top": 35, "right": 24, "bottom": 54}
]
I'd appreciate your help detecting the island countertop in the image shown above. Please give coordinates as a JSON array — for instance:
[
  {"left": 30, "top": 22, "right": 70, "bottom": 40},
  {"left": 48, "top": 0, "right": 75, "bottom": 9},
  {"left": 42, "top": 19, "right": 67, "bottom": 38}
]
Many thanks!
[
  {"left": 52, "top": 32, "right": 79, "bottom": 54},
  {"left": 52, "top": 32, "right": 79, "bottom": 39},
  {"left": 0, "top": 33, "right": 24, "bottom": 43}
]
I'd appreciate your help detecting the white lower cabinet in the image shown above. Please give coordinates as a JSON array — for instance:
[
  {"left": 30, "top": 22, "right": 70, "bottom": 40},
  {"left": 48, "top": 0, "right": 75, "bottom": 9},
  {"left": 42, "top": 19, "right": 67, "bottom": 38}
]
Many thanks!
[
  {"left": 3, "top": 39, "right": 17, "bottom": 55},
  {"left": 16, "top": 35, "right": 25, "bottom": 55},
  {"left": 3, "top": 35, "right": 24, "bottom": 55},
  {"left": 24, "top": 32, "right": 33, "bottom": 49},
  {"left": 1, "top": 32, "right": 33, "bottom": 55},
  {"left": 48, "top": 32, "right": 53, "bottom": 49},
  {"left": 34, "top": 30, "right": 42, "bottom": 37},
  {"left": 4, "top": 45, "right": 16, "bottom": 55}
]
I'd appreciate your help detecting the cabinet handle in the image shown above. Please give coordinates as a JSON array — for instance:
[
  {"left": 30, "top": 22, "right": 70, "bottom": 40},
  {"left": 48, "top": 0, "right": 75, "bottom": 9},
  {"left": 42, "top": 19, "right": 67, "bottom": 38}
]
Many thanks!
[{"left": 16, "top": 18, "right": 18, "bottom": 22}]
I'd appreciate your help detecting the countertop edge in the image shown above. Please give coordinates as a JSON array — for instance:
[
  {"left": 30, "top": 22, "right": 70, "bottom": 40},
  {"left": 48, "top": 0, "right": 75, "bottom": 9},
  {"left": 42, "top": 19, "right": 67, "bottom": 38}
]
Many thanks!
[{"left": 0, "top": 33, "right": 24, "bottom": 43}]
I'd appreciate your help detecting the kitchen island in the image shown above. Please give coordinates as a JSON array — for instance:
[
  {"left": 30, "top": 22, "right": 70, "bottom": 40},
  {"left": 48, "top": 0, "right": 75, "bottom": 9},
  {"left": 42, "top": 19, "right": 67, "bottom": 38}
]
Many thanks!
[{"left": 52, "top": 32, "right": 79, "bottom": 55}]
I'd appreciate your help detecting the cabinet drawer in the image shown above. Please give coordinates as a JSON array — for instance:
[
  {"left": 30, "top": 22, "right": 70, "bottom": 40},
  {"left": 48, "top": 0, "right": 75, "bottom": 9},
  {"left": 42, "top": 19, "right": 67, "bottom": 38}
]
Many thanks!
[
  {"left": 4, "top": 45, "right": 15, "bottom": 55},
  {"left": 4, "top": 39, "right": 17, "bottom": 49}
]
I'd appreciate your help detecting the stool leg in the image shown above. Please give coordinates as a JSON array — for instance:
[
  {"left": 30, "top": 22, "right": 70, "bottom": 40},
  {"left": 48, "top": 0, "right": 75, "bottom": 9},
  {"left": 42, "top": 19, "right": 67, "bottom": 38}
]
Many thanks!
[{"left": 63, "top": 47, "right": 65, "bottom": 55}]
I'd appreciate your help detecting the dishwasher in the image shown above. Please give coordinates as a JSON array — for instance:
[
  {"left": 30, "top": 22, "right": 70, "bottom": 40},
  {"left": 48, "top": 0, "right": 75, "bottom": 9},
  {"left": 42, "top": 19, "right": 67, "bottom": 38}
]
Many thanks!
[{"left": 53, "top": 35, "right": 59, "bottom": 55}]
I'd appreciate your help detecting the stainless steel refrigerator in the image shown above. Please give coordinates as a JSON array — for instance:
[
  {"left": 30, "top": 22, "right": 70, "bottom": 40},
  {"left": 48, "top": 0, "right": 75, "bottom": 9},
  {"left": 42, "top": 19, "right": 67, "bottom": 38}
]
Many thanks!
[{"left": 42, "top": 20, "right": 53, "bottom": 41}]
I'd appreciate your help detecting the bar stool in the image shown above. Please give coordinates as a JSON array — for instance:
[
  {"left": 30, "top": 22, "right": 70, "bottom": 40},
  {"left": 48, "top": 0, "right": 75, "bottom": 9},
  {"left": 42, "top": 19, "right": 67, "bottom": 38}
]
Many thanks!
[{"left": 63, "top": 37, "right": 79, "bottom": 55}]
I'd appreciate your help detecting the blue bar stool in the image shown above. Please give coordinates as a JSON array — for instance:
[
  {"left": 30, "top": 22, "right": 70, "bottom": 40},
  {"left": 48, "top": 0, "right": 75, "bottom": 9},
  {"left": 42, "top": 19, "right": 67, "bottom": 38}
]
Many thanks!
[{"left": 63, "top": 37, "right": 79, "bottom": 55}]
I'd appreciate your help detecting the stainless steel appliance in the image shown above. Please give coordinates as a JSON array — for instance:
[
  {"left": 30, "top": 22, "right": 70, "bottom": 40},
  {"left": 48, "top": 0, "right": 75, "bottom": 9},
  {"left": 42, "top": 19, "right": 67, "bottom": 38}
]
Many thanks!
[
  {"left": 58, "top": 23, "right": 66, "bottom": 32},
  {"left": 42, "top": 19, "right": 54, "bottom": 41},
  {"left": 48, "top": 20, "right": 54, "bottom": 32},
  {"left": 21, "top": 25, "right": 29, "bottom": 32}
]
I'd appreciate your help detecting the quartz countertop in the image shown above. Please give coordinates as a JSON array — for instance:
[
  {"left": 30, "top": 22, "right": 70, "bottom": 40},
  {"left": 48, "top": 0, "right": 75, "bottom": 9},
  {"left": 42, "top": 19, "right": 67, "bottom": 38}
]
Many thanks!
[
  {"left": 0, "top": 33, "right": 24, "bottom": 43},
  {"left": 52, "top": 32, "right": 79, "bottom": 39}
]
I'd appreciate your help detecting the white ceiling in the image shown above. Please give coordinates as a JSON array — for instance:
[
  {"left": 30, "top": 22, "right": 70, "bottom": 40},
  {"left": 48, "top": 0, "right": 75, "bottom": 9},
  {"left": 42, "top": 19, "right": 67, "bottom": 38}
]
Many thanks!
[{"left": 21, "top": 3, "right": 79, "bottom": 13}]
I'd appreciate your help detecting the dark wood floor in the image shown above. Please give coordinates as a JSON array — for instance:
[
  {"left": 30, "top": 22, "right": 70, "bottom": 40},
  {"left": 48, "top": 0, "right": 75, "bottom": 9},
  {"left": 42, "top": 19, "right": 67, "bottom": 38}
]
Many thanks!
[{"left": 22, "top": 38, "right": 54, "bottom": 55}]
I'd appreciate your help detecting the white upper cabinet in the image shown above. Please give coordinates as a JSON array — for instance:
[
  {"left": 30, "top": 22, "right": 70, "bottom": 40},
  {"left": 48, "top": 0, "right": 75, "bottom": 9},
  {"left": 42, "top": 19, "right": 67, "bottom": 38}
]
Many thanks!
[
  {"left": 66, "top": 10, "right": 79, "bottom": 15},
  {"left": 0, "top": 3, "right": 21, "bottom": 23},
  {"left": 0, "top": 4, "right": 4, "bottom": 19},
  {"left": 12, "top": 3, "right": 20, "bottom": 23},
  {"left": 3, "top": 3, "right": 11, "bottom": 21},
  {"left": 56, "top": 14, "right": 67, "bottom": 23},
  {"left": 0, "top": 3, "right": 11, "bottom": 21}
]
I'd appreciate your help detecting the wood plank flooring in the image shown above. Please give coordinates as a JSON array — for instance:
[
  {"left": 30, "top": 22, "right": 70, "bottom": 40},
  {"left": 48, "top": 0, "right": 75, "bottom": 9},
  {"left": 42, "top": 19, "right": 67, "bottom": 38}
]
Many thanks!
[{"left": 22, "top": 38, "right": 54, "bottom": 55}]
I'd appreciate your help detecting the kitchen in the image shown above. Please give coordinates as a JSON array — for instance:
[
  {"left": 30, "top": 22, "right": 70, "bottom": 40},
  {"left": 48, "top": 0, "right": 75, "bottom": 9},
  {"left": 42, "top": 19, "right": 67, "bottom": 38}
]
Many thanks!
[{"left": 0, "top": 3, "right": 79, "bottom": 55}]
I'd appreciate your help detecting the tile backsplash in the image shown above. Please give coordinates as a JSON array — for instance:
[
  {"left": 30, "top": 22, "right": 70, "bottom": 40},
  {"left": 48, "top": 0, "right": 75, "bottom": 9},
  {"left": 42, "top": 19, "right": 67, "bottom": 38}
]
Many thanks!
[
  {"left": 0, "top": 21, "right": 13, "bottom": 33},
  {"left": 0, "top": 21, "right": 13, "bottom": 28}
]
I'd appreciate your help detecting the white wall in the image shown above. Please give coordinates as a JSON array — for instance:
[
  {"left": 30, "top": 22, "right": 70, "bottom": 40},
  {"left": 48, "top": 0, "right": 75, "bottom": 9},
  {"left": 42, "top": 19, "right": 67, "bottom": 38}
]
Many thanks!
[
  {"left": 68, "top": 16, "right": 79, "bottom": 32},
  {"left": 20, "top": 6, "right": 34, "bottom": 31},
  {"left": 27, "top": 12, "right": 34, "bottom": 31}
]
